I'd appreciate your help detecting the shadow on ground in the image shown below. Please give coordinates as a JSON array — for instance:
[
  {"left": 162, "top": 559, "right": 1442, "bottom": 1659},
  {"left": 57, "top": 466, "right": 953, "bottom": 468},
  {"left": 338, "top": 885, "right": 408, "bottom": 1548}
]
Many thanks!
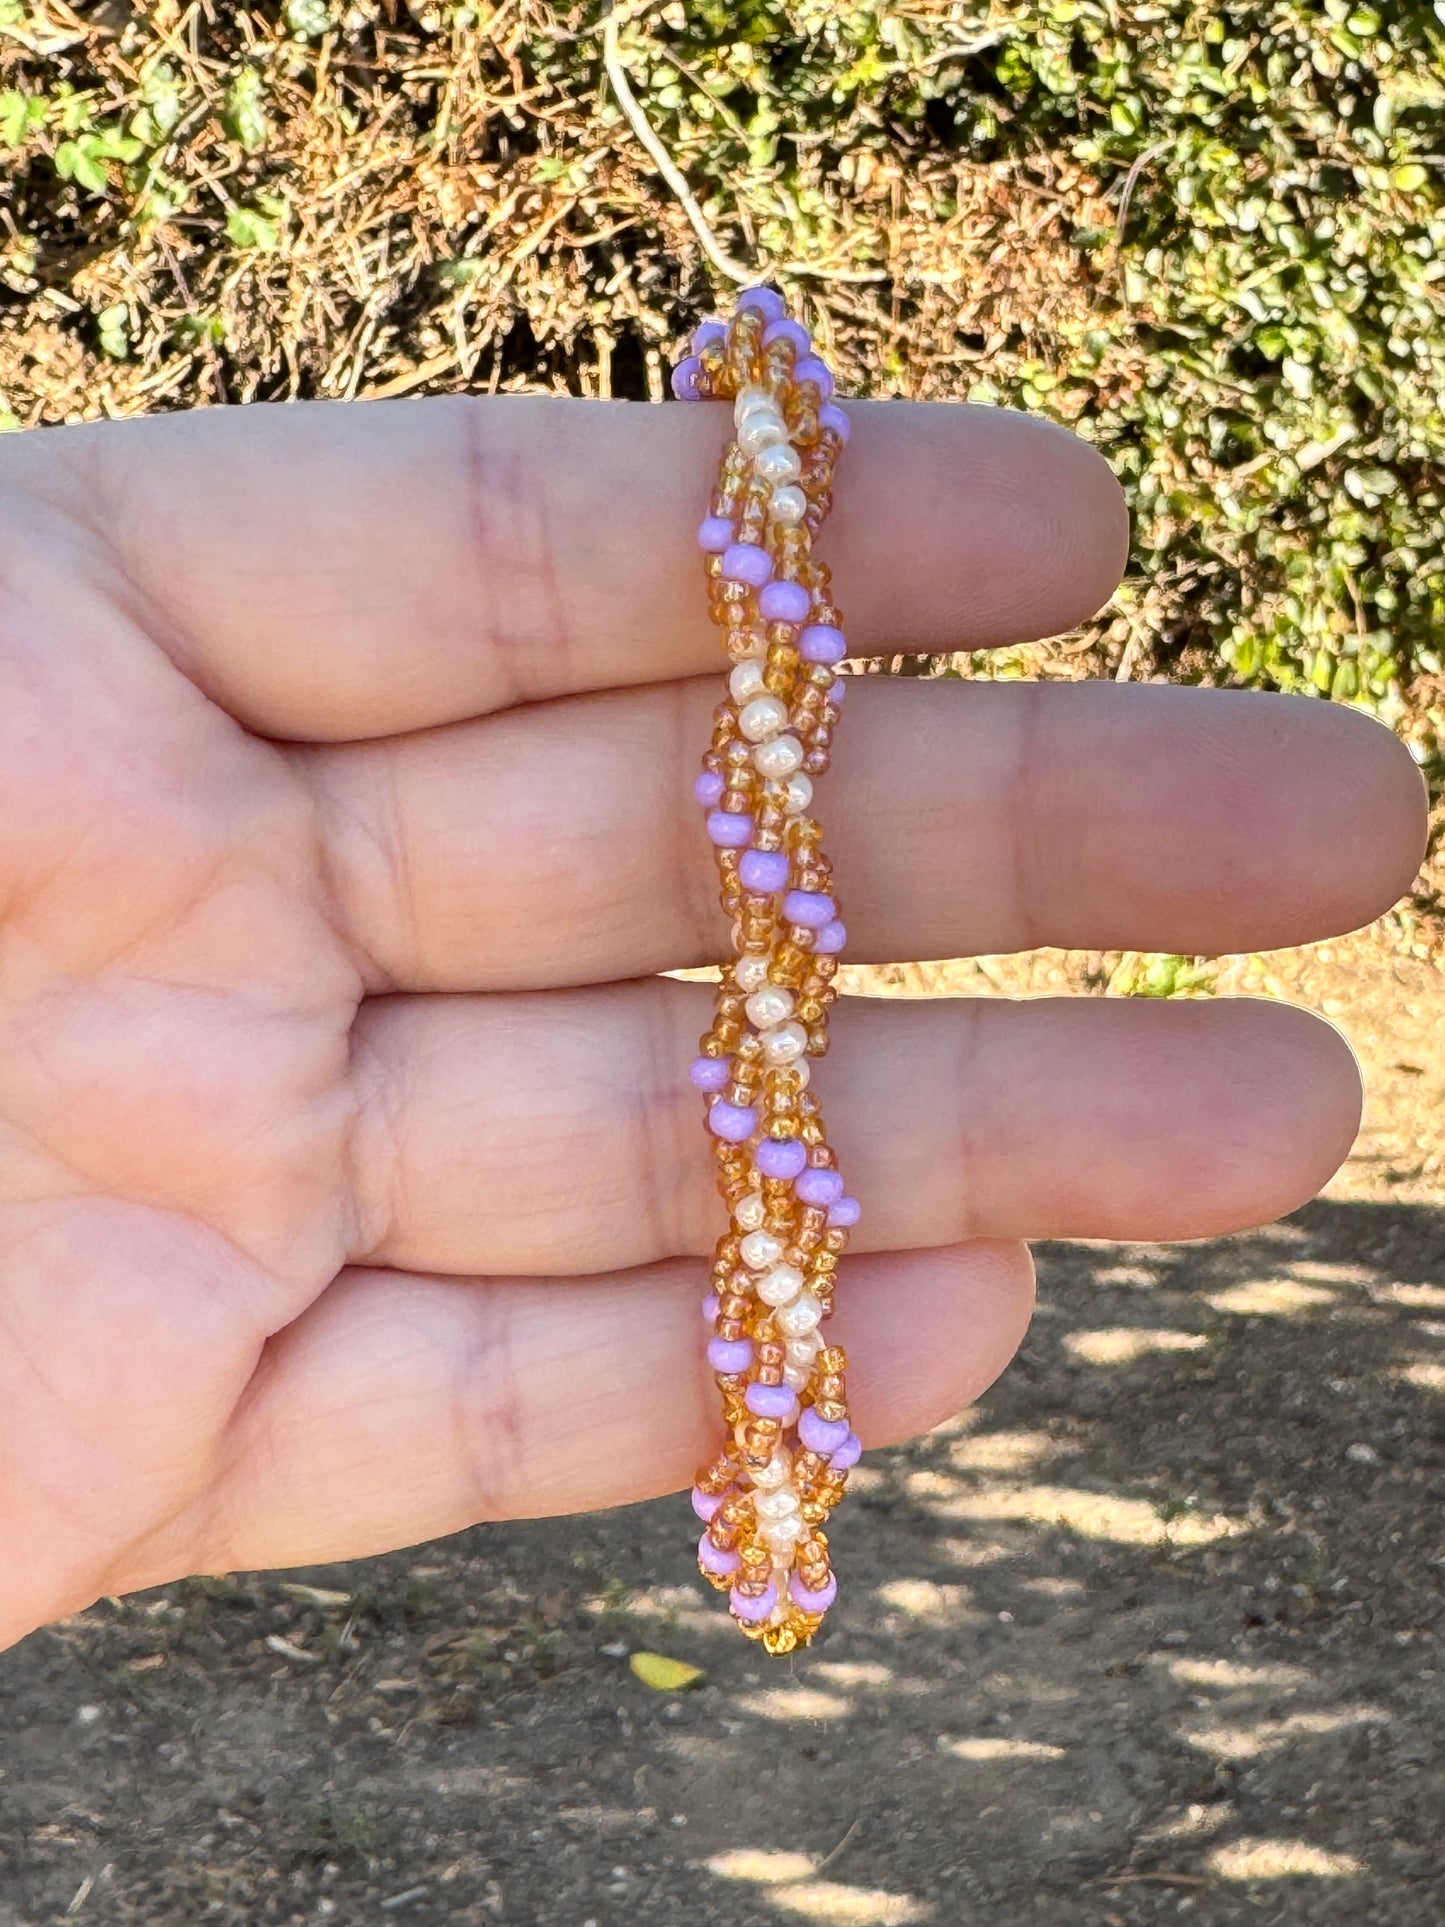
[{"left": 2, "top": 1201, "right": 1442, "bottom": 1927}]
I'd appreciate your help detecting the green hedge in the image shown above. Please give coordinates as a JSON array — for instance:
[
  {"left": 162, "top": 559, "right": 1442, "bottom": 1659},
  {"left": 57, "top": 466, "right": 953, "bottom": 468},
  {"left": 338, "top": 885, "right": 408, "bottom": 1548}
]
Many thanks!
[
  {"left": 976, "top": 1, "right": 1445, "bottom": 716},
  {"left": 1, "top": 1, "right": 1442, "bottom": 741},
  {"left": 600, "top": 1, "right": 1445, "bottom": 725}
]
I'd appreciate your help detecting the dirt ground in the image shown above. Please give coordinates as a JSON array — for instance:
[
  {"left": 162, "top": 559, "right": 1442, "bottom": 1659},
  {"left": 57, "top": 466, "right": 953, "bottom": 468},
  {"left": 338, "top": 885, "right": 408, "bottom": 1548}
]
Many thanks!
[{"left": 1, "top": 919, "right": 1441, "bottom": 1927}]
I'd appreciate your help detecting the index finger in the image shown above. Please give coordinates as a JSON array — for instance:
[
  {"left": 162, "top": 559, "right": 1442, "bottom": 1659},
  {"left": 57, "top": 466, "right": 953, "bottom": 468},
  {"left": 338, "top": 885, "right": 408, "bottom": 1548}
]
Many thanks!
[{"left": 11, "top": 395, "right": 1128, "bottom": 741}]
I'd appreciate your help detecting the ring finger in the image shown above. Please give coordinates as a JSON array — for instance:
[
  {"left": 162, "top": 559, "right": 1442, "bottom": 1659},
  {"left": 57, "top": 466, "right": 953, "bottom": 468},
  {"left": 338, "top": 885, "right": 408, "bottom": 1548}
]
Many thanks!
[{"left": 346, "top": 978, "right": 1362, "bottom": 1275}]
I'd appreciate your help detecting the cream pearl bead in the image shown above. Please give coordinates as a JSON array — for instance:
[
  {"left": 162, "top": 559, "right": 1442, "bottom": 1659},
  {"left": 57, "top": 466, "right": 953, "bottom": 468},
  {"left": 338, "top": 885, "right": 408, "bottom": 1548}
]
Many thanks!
[
  {"left": 777, "top": 1293, "right": 823, "bottom": 1337},
  {"left": 761, "top": 1019, "right": 807, "bottom": 1066},
  {"left": 786, "top": 1336, "right": 822, "bottom": 1375},
  {"left": 728, "top": 660, "right": 767, "bottom": 704},
  {"left": 770, "top": 484, "right": 808, "bottom": 525},
  {"left": 739, "top": 694, "right": 788, "bottom": 743},
  {"left": 755, "top": 441, "right": 802, "bottom": 484},
  {"left": 740, "top": 1228, "right": 784, "bottom": 1271},
  {"left": 763, "top": 1515, "right": 804, "bottom": 1548},
  {"left": 757, "top": 1263, "right": 804, "bottom": 1307},
  {"left": 738, "top": 413, "right": 788, "bottom": 456},
  {"left": 782, "top": 1362, "right": 812, "bottom": 1391},
  {"left": 734, "top": 1191, "right": 766, "bottom": 1232},
  {"left": 751, "top": 1449, "right": 792, "bottom": 1491},
  {"left": 783, "top": 772, "right": 814, "bottom": 815},
  {"left": 735, "top": 953, "right": 770, "bottom": 992},
  {"left": 753, "top": 732, "right": 804, "bottom": 779},
  {"left": 790, "top": 1058, "right": 811, "bottom": 1090},
  {"left": 744, "top": 984, "right": 794, "bottom": 1029},
  {"left": 734, "top": 384, "right": 774, "bottom": 423},
  {"left": 755, "top": 1486, "right": 800, "bottom": 1522}
]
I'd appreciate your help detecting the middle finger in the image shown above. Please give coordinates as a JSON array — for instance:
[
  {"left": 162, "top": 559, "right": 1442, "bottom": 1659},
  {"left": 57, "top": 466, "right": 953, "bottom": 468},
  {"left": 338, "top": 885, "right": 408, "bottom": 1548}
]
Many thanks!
[{"left": 296, "top": 677, "right": 1421, "bottom": 993}]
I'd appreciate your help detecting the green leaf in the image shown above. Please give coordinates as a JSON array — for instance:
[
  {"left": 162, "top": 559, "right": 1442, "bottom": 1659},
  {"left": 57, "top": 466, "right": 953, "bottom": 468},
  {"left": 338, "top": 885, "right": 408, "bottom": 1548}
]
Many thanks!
[
  {"left": 137, "top": 171, "right": 186, "bottom": 223},
  {"left": 286, "top": 0, "right": 332, "bottom": 36},
  {"left": 176, "top": 311, "right": 225, "bottom": 346},
  {"left": 0, "top": 89, "right": 47, "bottom": 149},
  {"left": 54, "top": 140, "right": 109, "bottom": 193},
  {"left": 97, "top": 303, "right": 131, "bottom": 360},
  {"left": 227, "top": 203, "right": 281, "bottom": 250},
  {"left": 57, "top": 92, "right": 93, "bottom": 135},
  {"left": 91, "top": 123, "right": 144, "bottom": 162},
  {"left": 141, "top": 60, "right": 184, "bottom": 135},
  {"left": 629, "top": 1651, "right": 705, "bottom": 1692},
  {"left": 224, "top": 68, "right": 268, "bottom": 151},
  {"left": 437, "top": 256, "right": 487, "bottom": 287}
]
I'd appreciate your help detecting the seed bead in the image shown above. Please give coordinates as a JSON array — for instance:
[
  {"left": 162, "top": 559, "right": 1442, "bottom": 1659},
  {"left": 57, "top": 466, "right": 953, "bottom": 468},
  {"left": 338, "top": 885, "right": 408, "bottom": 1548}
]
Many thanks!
[{"left": 676, "top": 288, "right": 858, "bottom": 1650}]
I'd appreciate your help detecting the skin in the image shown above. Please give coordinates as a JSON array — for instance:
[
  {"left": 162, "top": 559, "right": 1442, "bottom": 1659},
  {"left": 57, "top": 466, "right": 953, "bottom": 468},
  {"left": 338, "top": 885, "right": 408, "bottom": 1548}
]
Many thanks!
[{"left": 0, "top": 395, "right": 1427, "bottom": 1654}]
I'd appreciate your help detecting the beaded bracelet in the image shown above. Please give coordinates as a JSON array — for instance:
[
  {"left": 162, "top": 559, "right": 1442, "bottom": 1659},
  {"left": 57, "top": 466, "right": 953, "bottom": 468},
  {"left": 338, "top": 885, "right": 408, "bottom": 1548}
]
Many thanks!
[{"left": 670, "top": 287, "right": 859, "bottom": 1655}]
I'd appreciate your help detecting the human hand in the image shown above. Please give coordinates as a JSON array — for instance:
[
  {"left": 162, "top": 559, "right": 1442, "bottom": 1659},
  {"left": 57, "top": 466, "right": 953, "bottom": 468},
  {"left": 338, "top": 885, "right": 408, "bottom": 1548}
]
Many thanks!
[{"left": 0, "top": 396, "right": 1425, "bottom": 1650}]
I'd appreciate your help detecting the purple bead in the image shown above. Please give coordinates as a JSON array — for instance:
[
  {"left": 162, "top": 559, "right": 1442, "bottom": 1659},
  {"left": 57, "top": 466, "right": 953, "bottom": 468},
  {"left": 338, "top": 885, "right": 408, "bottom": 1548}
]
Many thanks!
[
  {"left": 758, "top": 579, "right": 811, "bottom": 624},
  {"left": 702, "top": 1292, "right": 720, "bottom": 1323},
  {"left": 796, "top": 1166, "right": 845, "bottom": 1208},
  {"left": 755, "top": 1137, "right": 807, "bottom": 1182},
  {"left": 800, "top": 624, "right": 847, "bottom": 665},
  {"left": 819, "top": 402, "right": 851, "bottom": 444},
  {"left": 814, "top": 920, "right": 847, "bottom": 956},
  {"left": 762, "top": 317, "right": 811, "bottom": 355},
  {"left": 692, "top": 1485, "right": 724, "bottom": 1522},
  {"left": 790, "top": 1570, "right": 838, "bottom": 1614},
  {"left": 827, "top": 675, "right": 847, "bottom": 706},
  {"left": 706, "top": 809, "right": 754, "bottom": 848},
  {"left": 783, "top": 890, "right": 836, "bottom": 930},
  {"left": 708, "top": 1100, "right": 757, "bottom": 1143},
  {"left": 827, "top": 1195, "right": 861, "bottom": 1229},
  {"left": 697, "top": 515, "right": 733, "bottom": 553},
  {"left": 689, "top": 1054, "right": 732, "bottom": 1092},
  {"left": 737, "top": 285, "right": 786, "bottom": 323},
  {"left": 792, "top": 355, "right": 835, "bottom": 399},
  {"left": 694, "top": 769, "right": 725, "bottom": 807},
  {"left": 709, "top": 1336, "right": 756, "bottom": 1375},
  {"left": 691, "top": 317, "right": 728, "bottom": 352},
  {"left": 738, "top": 848, "right": 790, "bottom": 894},
  {"left": 730, "top": 1579, "right": 778, "bottom": 1623},
  {"left": 830, "top": 1431, "right": 863, "bottom": 1472},
  {"left": 699, "top": 1533, "right": 741, "bottom": 1577},
  {"left": 745, "top": 1381, "right": 799, "bottom": 1421},
  {"left": 721, "top": 542, "right": 773, "bottom": 588},
  {"left": 798, "top": 1406, "right": 850, "bottom": 1455},
  {"left": 670, "top": 355, "right": 704, "bottom": 400}
]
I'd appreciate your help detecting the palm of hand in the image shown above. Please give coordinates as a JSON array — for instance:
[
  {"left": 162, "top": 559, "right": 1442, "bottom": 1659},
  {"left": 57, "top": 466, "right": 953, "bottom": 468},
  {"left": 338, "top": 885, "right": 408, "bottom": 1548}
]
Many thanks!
[
  {"left": 0, "top": 395, "right": 1424, "bottom": 1651},
  {"left": 0, "top": 494, "right": 363, "bottom": 1635}
]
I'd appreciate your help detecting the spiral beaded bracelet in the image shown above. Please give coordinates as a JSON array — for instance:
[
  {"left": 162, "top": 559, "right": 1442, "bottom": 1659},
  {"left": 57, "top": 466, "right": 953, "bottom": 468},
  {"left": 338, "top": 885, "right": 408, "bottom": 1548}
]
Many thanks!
[{"left": 671, "top": 287, "right": 859, "bottom": 1655}]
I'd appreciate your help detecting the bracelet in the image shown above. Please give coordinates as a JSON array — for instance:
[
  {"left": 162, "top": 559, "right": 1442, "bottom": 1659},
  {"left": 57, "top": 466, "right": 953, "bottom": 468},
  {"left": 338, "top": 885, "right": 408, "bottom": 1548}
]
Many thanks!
[{"left": 671, "top": 287, "right": 859, "bottom": 1654}]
